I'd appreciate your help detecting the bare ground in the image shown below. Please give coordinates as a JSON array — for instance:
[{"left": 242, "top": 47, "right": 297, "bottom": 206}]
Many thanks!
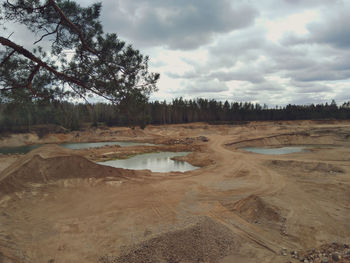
[{"left": 0, "top": 120, "right": 350, "bottom": 263}]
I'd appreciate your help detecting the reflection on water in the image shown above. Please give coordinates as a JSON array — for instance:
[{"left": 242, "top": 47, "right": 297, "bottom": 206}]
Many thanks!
[
  {"left": 98, "top": 152, "right": 198, "bottom": 172},
  {"left": 0, "top": 141, "right": 155, "bottom": 154},
  {"left": 243, "top": 146, "right": 307, "bottom": 155}
]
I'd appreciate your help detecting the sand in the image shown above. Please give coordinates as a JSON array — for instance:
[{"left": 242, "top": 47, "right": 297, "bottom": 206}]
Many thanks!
[{"left": 0, "top": 120, "right": 349, "bottom": 263}]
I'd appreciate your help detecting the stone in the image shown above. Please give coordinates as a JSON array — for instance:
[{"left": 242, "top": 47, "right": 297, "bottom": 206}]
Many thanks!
[
  {"left": 332, "top": 253, "right": 340, "bottom": 262},
  {"left": 321, "top": 257, "right": 328, "bottom": 263}
]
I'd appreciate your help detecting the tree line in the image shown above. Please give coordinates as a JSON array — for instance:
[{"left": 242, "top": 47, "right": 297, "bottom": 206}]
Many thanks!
[{"left": 1, "top": 98, "right": 349, "bottom": 133}]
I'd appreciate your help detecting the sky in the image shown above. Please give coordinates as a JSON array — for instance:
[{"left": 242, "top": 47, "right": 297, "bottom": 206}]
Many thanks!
[{"left": 3, "top": 0, "right": 350, "bottom": 106}]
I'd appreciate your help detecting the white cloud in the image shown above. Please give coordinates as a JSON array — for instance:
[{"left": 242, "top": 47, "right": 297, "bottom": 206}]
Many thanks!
[{"left": 264, "top": 10, "right": 320, "bottom": 43}]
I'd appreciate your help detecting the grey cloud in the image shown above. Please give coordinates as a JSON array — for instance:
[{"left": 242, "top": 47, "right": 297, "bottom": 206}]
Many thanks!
[
  {"left": 167, "top": 67, "right": 266, "bottom": 85},
  {"left": 207, "top": 27, "right": 267, "bottom": 68},
  {"left": 264, "top": 41, "right": 350, "bottom": 82},
  {"left": 332, "top": 55, "right": 350, "bottom": 71},
  {"left": 290, "top": 81, "right": 333, "bottom": 93},
  {"left": 256, "top": 0, "right": 344, "bottom": 18},
  {"left": 185, "top": 79, "right": 229, "bottom": 94},
  {"left": 286, "top": 63, "right": 350, "bottom": 82},
  {"left": 255, "top": 82, "right": 284, "bottom": 91},
  {"left": 165, "top": 71, "right": 199, "bottom": 79},
  {"left": 274, "top": 56, "right": 314, "bottom": 71},
  {"left": 283, "top": 0, "right": 343, "bottom": 7},
  {"left": 308, "top": 22, "right": 350, "bottom": 49},
  {"left": 209, "top": 71, "right": 266, "bottom": 84},
  {"left": 282, "top": 6, "right": 350, "bottom": 49},
  {"left": 101, "top": 0, "right": 258, "bottom": 50},
  {"left": 335, "top": 88, "right": 350, "bottom": 103}
]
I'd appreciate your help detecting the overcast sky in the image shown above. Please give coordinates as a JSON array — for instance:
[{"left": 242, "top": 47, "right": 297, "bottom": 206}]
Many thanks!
[
  {"left": 5, "top": 0, "right": 350, "bottom": 105},
  {"left": 89, "top": 0, "right": 350, "bottom": 105}
]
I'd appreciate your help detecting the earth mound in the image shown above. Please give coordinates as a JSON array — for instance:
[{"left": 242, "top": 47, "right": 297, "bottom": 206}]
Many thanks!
[
  {"left": 0, "top": 145, "right": 136, "bottom": 196},
  {"left": 270, "top": 160, "right": 344, "bottom": 174},
  {"left": 231, "top": 195, "right": 281, "bottom": 223},
  {"left": 226, "top": 132, "right": 334, "bottom": 148},
  {"left": 100, "top": 217, "right": 241, "bottom": 263}
]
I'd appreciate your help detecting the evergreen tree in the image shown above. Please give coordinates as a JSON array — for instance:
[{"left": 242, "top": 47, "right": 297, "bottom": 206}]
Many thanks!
[{"left": 0, "top": 0, "right": 159, "bottom": 105}]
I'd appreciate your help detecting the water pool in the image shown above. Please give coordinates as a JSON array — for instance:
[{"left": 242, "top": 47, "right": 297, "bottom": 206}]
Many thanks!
[{"left": 98, "top": 152, "right": 198, "bottom": 172}]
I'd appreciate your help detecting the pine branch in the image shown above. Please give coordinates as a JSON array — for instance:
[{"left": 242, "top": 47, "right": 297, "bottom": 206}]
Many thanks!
[
  {"left": 0, "top": 36, "right": 111, "bottom": 101},
  {"left": 0, "top": 49, "right": 15, "bottom": 67}
]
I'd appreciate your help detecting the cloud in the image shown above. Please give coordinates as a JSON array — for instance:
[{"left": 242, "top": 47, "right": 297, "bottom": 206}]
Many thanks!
[
  {"left": 209, "top": 70, "right": 266, "bottom": 84},
  {"left": 307, "top": 19, "right": 350, "bottom": 49},
  {"left": 290, "top": 81, "right": 333, "bottom": 93},
  {"left": 282, "top": 0, "right": 343, "bottom": 7},
  {"left": 288, "top": 68, "right": 350, "bottom": 82},
  {"left": 281, "top": 4, "right": 350, "bottom": 49},
  {"left": 101, "top": 0, "right": 258, "bottom": 50},
  {"left": 185, "top": 79, "right": 229, "bottom": 94}
]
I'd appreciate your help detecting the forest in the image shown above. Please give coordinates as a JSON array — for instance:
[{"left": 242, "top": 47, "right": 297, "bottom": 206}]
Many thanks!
[{"left": 1, "top": 98, "right": 349, "bottom": 133}]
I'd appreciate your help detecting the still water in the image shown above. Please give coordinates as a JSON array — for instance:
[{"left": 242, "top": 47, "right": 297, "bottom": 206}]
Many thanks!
[
  {"left": 0, "top": 141, "right": 154, "bottom": 154},
  {"left": 98, "top": 152, "right": 198, "bottom": 173},
  {"left": 242, "top": 146, "right": 307, "bottom": 155}
]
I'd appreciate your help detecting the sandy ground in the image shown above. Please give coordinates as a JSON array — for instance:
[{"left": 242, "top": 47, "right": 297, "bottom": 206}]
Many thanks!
[{"left": 0, "top": 120, "right": 350, "bottom": 263}]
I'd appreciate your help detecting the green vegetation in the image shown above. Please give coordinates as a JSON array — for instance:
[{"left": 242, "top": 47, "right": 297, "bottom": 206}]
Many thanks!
[
  {"left": 0, "top": 0, "right": 159, "bottom": 109},
  {"left": 1, "top": 99, "right": 349, "bottom": 133}
]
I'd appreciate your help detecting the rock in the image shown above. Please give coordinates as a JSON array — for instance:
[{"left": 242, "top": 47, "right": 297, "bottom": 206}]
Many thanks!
[
  {"left": 281, "top": 248, "right": 288, "bottom": 256},
  {"left": 332, "top": 253, "right": 340, "bottom": 261},
  {"left": 321, "top": 257, "right": 328, "bottom": 263},
  {"left": 291, "top": 250, "right": 299, "bottom": 259},
  {"left": 303, "top": 259, "right": 309, "bottom": 263},
  {"left": 197, "top": 136, "right": 209, "bottom": 142}
]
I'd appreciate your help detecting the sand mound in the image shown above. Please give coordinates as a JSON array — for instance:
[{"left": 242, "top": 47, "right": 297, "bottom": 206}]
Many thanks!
[
  {"left": 231, "top": 195, "right": 281, "bottom": 223},
  {"left": 100, "top": 217, "right": 241, "bottom": 263},
  {"left": 0, "top": 145, "right": 135, "bottom": 196},
  {"left": 226, "top": 132, "right": 335, "bottom": 148},
  {"left": 269, "top": 160, "right": 344, "bottom": 174}
]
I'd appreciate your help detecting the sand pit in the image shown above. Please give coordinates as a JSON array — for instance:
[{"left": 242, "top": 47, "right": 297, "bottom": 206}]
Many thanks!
[{"left": 0, "top": 121, "right": 349, "bottom": 262}]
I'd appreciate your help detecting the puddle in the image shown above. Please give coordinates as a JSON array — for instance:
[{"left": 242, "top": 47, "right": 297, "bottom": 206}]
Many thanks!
[
  {"left": 0, "top": 141, "right": 155, "bottom": 154},
  {"left": 242, "top": 146, "right": 307, "bottom": 155},
  {"left": 98, "top": 152, "right": 198, "bottom": 172}
]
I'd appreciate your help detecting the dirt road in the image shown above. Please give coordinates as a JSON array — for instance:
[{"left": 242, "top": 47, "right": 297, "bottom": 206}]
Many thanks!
[{"left": 0, "top": 121, "right": 349, "bottom": 262}]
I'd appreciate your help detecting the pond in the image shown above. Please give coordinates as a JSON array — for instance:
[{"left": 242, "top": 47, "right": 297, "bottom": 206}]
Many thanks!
[
  {"left": 0, "top": 141, "right": 155, "bottom": 155},
  {"left": 242, "top": 146, "right": 307, "bottom": 155},
  {"left": 98, "top": 152, "right": 198, "bottom": 173}
]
